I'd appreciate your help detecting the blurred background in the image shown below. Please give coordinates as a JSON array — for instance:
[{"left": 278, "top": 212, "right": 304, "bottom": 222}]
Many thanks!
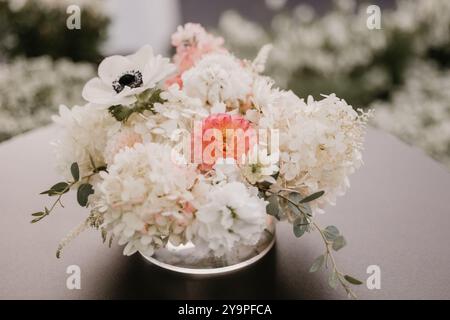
[{"left": 0, "top": 0, "right": 449, "bottom": 169}]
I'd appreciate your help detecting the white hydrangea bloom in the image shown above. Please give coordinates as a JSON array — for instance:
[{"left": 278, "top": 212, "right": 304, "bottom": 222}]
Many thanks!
[
  {"left": 192, "top": 182, "right": 268, "bottom": 257},
  {"left": 272, "top": 93, "right": 370, "bottom": 210},
  {"left": 98, "top": 143, "right": 198, "bottom": 256},
  {"left": 182, "top": 53, "right": 253, "bottom": 109}
]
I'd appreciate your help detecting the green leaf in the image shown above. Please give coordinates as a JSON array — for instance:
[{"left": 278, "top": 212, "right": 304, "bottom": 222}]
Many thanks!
[
  {"left": 93, "top": 165, "right": 107, "bottom": 173},
  {"left": 31, "top": 211, "right": 44, "bottom": 217},
  {"left": 299, "top": 190, "right": 325, "bottom": 203},
  {"left": 324, "top": 225, "right": 340, "bottom": 241},
  {"left": 288, "top": 193, "right": 312, "bottom": 217},
  {"left": 77, "top": 183, "right": 94, "bottom": 207},
  {"left": 332, "top": 235, "right": 347, "bottom": 251},
  {"left": 109, "top": 105, "right": 133, "bottom": 122},
  {"left": 101, "top": 228, "right": 107, "bottom": 243},
  {"left": 309, "top": 254, "right": 325, "bottom": 273},
  {"left": 329, "top": 270, "right": 339, "bottom": 289},
  {"left": 299, "top": 203, "right": 312, "bottom": 217},
  {"left": 51, "top": 182, "right": 69, "bottom": 192},
  {"left": 266, "top": 194, "right": 280, "bottom": 220},
  {"left": 70, "top": 162, "right": 79, "bottom": 181},
  {"left": 288, "top": 193, "right": 302, "bottom": 217},
  {"left": 344, "top": 275, "right": 363, "bottom": 285},
  {"left": 41, "top": 182, "right": 70, "bottom": 196},
  {"left": 293, "top": 216, "right": 308, "bottom": 238}
]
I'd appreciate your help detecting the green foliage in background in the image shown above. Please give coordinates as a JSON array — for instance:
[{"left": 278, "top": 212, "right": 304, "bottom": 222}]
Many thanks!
[{"left": 0, "top": 0, "right": 109, "bottom": 63}]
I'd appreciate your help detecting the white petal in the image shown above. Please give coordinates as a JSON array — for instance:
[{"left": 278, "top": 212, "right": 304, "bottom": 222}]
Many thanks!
[
  {"left": 98, "top": 55, "right": 132, "bottom": 84},
  {"left": 127, "top": 45, "right": 154, "bottom": 67},
  {"left": 142, "top": 55, "right": 175, "bottom": 86},
  {"left": 82, "top": 77, "right": 115, "bottom": 104}
]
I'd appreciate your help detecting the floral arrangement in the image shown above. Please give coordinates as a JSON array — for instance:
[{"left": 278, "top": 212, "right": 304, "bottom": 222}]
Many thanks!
[
  {"left": 0, "top": 56, "right": 94, "bottom": 142},
  {"left": 32, "top": 23, "right": 371, "bottom": 297},
  {"left": 0, "top": 0, "right": 109, "bottom": 62}
]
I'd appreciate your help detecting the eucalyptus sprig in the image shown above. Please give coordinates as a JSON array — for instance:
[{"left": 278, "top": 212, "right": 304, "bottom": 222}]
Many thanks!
[
  {"left": 31, "top": 161, "right": 105, "bottom": 223},
  {"left": 108, "top": 87, "right": 165, "bottom": 122},
  {"left": 263, "top": 187, "right": 362, "bottom": 298}
]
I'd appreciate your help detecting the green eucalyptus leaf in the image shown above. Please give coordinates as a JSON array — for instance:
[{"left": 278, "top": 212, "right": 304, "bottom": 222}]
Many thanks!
[
  {"left": 42, "top": 182, "right": 70, "bottom": 196},
  {"left": 332, "top": 235, "right": 347, "bottom": 251},
  {"left": 31, "top": 211, "right": 45, "bottom": 217},
  {"left": 288, "top": 193, "right": 312, "bottom": 217},
  {"left": 40, "top": 182, "right": 69, "bottom": 196},
  {"left": 266, "top": 194, "right": 280, "bottom": 220},
  {"left": 344, "top": 275, "right": 363, "bottom": 285},
  {"left": 329, "top": 270, "right": 339, "bottom": 289},
  {"left": 324, "top": 225, "right": 340, "bottom": 241},
  {"left": 288, "top": 193, "right": 302, "bottom": 217},
  {"left": 293, "top": 217, "right": 308, "bottom": 238},
  {"left": 299, "top": 190, "right": 325, "bottom": 203},
  {"left": 309, "top": 254, "right": 325, "bottom": 273},
  {"left": 299, "top": 202, "right": 312, "bottom": 217},
  {"left": 70, "top": 162, "right": 80, "bottom": 181},
  {"left": 77, "top": 183, "right": 94, "bottom": 207},
  {"left": 101, "top": 228, "right": 107, "bottom": 243}
]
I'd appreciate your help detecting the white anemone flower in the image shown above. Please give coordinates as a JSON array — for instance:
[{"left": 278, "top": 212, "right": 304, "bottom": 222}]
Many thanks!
[{"left": 82, "top": 45, "right": 175, "bottom": 106}]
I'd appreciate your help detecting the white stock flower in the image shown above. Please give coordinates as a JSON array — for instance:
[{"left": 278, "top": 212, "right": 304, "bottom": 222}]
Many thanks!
[
  {"left": 192, "top": 182, "right": 268, "bottom": 257},
  {"left": 82, "top": 45, "right": 175, "bottom": 106}
]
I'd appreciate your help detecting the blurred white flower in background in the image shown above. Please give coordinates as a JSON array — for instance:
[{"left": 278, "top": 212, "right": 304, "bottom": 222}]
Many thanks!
[
  {"left": 0, "top": 57, "right": 94, "bottom": 141},
  {"left": 373, "top": 62, "right": 450, "bottom": 168},
  {"left": 265, "top": 0, "right": 287, "bottom": 11}
]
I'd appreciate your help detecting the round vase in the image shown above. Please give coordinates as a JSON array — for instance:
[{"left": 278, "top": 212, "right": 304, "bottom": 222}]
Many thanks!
[{"left": 140, "top": 218, "right": 276, "bottom": 276}]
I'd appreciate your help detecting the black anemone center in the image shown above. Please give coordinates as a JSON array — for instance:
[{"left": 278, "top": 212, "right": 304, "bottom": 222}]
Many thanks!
[
  {"left": 112, "top": 70, "right": 143, "bottom": 93},
  {"left": 119, "top": 74, "right": 136, "bottom": 87}
]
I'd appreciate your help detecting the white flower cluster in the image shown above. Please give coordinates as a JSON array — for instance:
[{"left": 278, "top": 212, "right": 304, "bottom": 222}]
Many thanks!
[
  {"left": 373, "top": 62, "right": 450, "bottom": 168},
  {"left": 50, "top": 23, "right": 369, "bottom": 258},
  {"left": 0, "top": 56, "right": 94, "bottom": 142},
  {"left": 219, "top": 1, "right": 387, "bottom": 88}
]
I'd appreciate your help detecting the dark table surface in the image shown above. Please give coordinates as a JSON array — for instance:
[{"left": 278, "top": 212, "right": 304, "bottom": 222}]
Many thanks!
[{"left": 1, "top": 125, "right": 450, "bottom": 299}]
